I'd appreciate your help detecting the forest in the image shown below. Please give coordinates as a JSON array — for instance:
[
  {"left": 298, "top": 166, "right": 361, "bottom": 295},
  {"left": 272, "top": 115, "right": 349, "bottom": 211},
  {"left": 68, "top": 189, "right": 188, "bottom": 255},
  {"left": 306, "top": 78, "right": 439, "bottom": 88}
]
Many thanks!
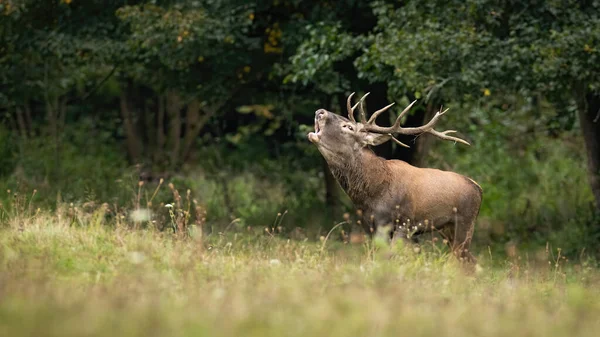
[{"left": 1, "top": 1, "right": 600, "bottom": 336}]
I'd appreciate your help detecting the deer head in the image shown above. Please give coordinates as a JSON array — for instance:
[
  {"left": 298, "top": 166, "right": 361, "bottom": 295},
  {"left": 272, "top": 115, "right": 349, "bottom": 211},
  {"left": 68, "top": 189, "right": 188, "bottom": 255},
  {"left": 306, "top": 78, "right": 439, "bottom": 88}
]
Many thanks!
[
  {"left": 308, "top": 92, "right": 469, "bottom": 161},
  {"left": 308, "top": 92, "right": 481, "bottom": 264}
]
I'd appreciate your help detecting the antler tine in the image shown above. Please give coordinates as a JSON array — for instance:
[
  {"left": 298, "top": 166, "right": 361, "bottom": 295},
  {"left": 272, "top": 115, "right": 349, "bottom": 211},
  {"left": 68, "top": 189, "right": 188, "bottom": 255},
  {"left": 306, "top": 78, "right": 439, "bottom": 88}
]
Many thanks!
[
  {"left": 386, "top": 107, "right": 448, "bottom": 135},
  {"left": 396, "top": 100, "right": 419, "bottom": 124},
  {"left": 364, "top": 100, "right": 420, "bottom": 134},
  {"left": 346, "top": 92, "right": 356, "bottom": 123},
  {"left": 390, "top": 135, "right": 411, "bottom": 148},
  {"left": 367, "top": 102, "right": 395, "bottom": 124},
  {"left": 427, "top": 129, "right": 471, "bottom": 146},
  {"left": 357, "top": 92, "right": 370, "bottom": 123},
  {"left": 347, "top": 92, "right": 370, "bottom": 123}
]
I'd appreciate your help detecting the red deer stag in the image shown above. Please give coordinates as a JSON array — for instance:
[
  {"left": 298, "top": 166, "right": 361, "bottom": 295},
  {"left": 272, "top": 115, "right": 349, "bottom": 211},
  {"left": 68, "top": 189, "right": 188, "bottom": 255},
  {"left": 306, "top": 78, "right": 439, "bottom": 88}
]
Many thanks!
[{"left": 308, "top": 92, "right": 482, "bottom": 263}]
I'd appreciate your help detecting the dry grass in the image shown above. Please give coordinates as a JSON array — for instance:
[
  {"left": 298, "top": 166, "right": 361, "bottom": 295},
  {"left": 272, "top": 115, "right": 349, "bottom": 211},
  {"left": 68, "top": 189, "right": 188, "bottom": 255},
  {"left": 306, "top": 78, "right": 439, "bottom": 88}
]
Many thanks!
[{"left": 1, "top": 208, "right": 600, "bottom": 337}]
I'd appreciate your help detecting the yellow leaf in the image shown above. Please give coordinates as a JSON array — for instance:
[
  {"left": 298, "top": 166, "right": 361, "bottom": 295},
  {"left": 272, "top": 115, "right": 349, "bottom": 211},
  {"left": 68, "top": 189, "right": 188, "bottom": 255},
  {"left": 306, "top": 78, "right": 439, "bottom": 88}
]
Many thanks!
[
  {"left": 197, "top": 56, "right": 204, "bottom": 63},
  {"left": 249, "top": 13, "right": 255, "bottom": 20},
  {"left": 177, "top": 36, "right": 183, "bottom": 43},
  {"left": 483, "top": 89, "right": 491, "bottom": 96},
  {"left": 264, "top": 43, "right": 283, "bottom": 54}
]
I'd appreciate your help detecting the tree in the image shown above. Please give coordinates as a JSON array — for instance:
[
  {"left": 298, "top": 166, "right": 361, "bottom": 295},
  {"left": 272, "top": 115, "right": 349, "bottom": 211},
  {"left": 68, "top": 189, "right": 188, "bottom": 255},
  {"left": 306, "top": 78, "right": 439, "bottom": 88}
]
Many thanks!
[
  {"left": 0, "top": 0, "right": 134, "bottom": 178},
  {"left": 0, "top": 0, "right": 261, "bottom": 174},
  {"left": 115, "top": 1, "right": 256, "bottom": 170}
]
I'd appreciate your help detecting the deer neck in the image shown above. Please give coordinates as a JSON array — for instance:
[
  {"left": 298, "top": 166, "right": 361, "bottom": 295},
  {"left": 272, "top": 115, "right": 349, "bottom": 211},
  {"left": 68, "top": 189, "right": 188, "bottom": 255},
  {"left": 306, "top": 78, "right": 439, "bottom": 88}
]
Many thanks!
[{"left": 327, "top": 148, "right": 390, "bottom": 209}]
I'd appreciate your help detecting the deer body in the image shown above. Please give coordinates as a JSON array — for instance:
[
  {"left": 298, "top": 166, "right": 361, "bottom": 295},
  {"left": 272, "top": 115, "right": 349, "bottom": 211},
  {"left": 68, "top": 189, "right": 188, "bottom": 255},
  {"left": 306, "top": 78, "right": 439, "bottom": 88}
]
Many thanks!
[{"left": 308, "top": 93, "right": 482, "bottom": 262}]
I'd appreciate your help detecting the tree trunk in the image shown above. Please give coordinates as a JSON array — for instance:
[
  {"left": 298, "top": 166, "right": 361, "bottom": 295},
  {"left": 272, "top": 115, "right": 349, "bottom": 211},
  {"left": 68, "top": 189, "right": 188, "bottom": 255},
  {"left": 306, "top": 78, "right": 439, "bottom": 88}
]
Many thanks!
[
  {"left": 182, "top": 98, "right": 201, "bottom": 163},
  {"left": 55, "top": 97, "right": 67, "bottom": 177},
  {"left": 143, "top": 99, "right": 155, "bottom": 160},
  {"left": 577, "top": 91, "right": 600, "bottom": 211},
  {"left": 45, "top": 95, "right": 57, "bottom": 142},
  {"left": 58, "top": 97, "right": 67, "bottom": 136},
  {"left": 7, "top": 107, "right": 19, "bottom": 137},
  {"left": 155, "top": 95, "right": 166, "bottom": 165},
  {"left": 23, "top": 101, "right": 33, "bottom": 136},
  {"left": 15, "top": 107, "right": 28, "bottom": 139},
  {"left": 120, "top": 91, "right": 143, "bottom": 162},
  {"left": 182, "top": 99, "right": 217, "bottom": 163},
  {"left": 166, "top": 91, "right": 183, "bottom": 170},
  {"left": 45, "top": 94, "right": 61, "bottom": 178}
]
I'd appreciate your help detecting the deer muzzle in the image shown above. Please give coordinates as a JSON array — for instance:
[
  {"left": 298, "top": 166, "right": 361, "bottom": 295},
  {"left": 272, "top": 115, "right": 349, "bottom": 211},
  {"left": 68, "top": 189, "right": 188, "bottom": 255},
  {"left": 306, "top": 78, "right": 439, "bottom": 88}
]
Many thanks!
[
  {"left": 308, "top": 132, "right": 320, "bottom": 143},
  {"left": 308, "top": 109, "right": 326, "bottom": 143}
]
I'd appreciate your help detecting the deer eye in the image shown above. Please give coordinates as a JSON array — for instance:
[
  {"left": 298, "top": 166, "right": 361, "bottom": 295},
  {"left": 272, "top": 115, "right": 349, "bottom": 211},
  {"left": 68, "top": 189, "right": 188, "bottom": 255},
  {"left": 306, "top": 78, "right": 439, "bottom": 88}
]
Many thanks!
[{"left": 344, "top": 125, "right": 354, "bottom": 131}]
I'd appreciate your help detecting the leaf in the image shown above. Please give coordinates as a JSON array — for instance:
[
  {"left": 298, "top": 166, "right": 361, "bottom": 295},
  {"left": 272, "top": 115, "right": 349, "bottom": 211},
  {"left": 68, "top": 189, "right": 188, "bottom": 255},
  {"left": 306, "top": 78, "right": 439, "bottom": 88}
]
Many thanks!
[{"left": 237, "top": 106, "right": 254, "bottom": 114}]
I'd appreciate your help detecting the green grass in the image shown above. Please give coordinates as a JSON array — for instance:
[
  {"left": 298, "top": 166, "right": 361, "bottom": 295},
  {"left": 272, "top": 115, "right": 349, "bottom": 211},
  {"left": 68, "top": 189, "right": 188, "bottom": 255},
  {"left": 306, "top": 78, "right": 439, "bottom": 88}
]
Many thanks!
[{"left": 1, "top": 210, "right": 600, "bottom": 337}]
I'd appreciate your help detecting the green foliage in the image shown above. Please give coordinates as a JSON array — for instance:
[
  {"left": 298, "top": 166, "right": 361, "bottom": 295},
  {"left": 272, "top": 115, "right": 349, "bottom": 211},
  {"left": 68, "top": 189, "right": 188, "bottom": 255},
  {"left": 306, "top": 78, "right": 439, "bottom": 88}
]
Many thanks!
[
  {"left": 529, "top": 1, "right": 600, "bottom": 94},
  {"left": 170, "top": 143, "right": 326, "bottom": 228},
  {"left": 358, "top": 0, "right": 600, "bottom": 103},
  {"left": 116, "top": 1, "right": 256, "bottom": 97},
  {"left": 358, "top": 0, "right": 495, "bottom": 99},
  {"left": 0, "top": 0, "right": 127, "bottom": 108},
  {"left": 285, "top": 22, "right": 363, "bottom": 93},
  {"left": 0, "top": 121, "right": 129, "bottom": 207}
]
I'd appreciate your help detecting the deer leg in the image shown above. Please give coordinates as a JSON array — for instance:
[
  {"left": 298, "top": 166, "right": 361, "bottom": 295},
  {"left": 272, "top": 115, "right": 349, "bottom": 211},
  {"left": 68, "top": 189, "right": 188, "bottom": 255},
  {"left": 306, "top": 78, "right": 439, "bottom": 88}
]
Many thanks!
[
  {"left": 440, "top": 224, "right": 455, "bottom": 250},
  {"left": 450, "top": 219, "right": 476, "bottom": 264}
]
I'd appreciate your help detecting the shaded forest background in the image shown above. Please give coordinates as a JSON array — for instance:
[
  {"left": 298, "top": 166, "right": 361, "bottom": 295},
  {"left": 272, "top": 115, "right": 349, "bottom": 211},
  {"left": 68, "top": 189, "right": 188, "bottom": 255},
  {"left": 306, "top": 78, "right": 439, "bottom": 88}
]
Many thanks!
[{"left": 1, "top": 0, "right": 599, "bottom": 258}]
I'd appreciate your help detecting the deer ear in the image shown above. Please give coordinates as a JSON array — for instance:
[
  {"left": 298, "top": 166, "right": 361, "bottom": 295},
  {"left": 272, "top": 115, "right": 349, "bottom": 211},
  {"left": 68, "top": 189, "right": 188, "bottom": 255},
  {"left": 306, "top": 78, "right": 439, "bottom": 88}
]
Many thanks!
[{"left": 364, "top": 133, "right": 391, "bottom": 146}]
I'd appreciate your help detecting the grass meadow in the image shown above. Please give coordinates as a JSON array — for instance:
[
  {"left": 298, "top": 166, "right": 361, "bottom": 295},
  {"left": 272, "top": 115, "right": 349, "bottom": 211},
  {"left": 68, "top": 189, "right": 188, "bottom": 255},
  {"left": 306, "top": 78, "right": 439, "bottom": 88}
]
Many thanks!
[{"left": 1, "top": 189, "right": 600, "bottom": 337}]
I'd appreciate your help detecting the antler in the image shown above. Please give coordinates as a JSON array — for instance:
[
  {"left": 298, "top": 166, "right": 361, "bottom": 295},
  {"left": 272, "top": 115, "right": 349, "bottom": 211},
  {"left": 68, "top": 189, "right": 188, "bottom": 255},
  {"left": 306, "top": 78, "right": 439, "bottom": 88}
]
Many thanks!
[
  {"left": 346, "top": 92, "right": 470, "bottom": 147},
  {"left": 346, "top": 92, "right": 370, "bottom": 123}
]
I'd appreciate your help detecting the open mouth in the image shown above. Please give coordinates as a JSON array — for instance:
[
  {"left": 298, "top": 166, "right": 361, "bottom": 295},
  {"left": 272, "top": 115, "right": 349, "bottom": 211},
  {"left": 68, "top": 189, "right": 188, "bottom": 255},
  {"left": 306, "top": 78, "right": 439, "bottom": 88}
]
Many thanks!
[{"left": 308, "top": 117, "right": 322, "bottom": 143}]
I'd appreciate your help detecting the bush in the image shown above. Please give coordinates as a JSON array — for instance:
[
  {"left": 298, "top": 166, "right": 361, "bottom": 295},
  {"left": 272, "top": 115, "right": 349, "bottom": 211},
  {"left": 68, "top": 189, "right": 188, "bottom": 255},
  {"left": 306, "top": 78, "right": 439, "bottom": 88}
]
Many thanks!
[{"left": 0, "top": 119, "right": 130, "bottom": 208}]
